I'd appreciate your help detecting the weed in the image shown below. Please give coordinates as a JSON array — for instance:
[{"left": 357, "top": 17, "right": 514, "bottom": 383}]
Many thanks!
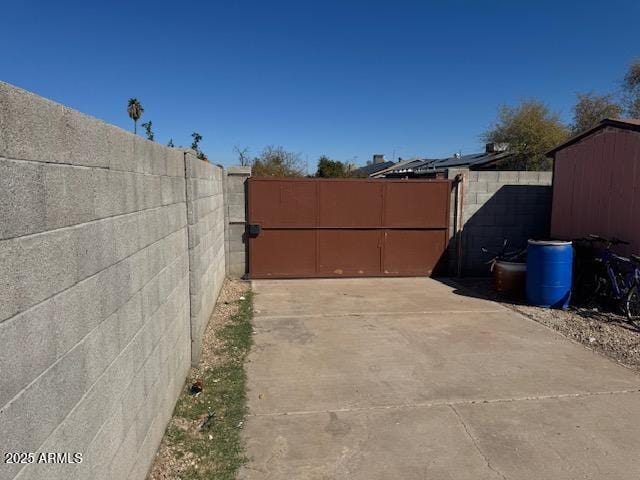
[{"left": 165, "top": 291, "right": 254, "bottom": 479}]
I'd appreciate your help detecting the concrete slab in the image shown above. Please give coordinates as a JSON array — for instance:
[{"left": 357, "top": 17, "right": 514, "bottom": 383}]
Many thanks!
[
  {"left": 242, "top": 278, "right": 640, "bottom": 479},
  {"left": 241, "top": 405, "right": 502, "bottom": 480},
  {"left": 453, "top": 392, "right": 640, "bottom": 480},
  {"left": 251, "top": 277, "right": 501, "bottom": 318}
]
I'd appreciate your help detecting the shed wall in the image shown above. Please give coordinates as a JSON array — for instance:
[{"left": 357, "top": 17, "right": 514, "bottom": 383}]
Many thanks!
[{"left": 550, "top": 128, "right": 640, "bottom": 255}]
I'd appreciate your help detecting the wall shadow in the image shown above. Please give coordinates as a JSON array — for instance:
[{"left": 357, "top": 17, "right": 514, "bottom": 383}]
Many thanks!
[{"left": 455, "top": 184, "right": 552, "bottom": 276}]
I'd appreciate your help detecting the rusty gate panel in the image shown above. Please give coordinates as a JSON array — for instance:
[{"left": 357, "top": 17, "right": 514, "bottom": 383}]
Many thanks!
[
  {"left": 247, "top": 177, "right": 452, "bottom": 278},
  {"left": 319, "top": 181, "right": 383, "bottom": 227},
  {"left": 248, "top": 179, "right": 317, "bottom": 227},
  {"left": 248, "top": 229, "right": 316, "bottom": 277},
  {"left": 384, "top": 182, "right": 450, "bottom": 227},
  {"left": 318, "top": 230, "right": 382, "bottom": 275},
  {"left": 383, "top": 230, "right": 447, "bottom": 275}
]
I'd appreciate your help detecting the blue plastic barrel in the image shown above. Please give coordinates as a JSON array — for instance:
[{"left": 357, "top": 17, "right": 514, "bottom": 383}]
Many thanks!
[{"left": 526, "top": 240, "right": 573, "bottom": 309}]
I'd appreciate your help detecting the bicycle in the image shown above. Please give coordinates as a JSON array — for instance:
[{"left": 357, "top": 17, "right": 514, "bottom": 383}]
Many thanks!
[
  {"left": 481, "top": 239, "right": 526, "bottom": 267},
  {"left": 575, "top": 234, "right": 640, "bottom": 328}
]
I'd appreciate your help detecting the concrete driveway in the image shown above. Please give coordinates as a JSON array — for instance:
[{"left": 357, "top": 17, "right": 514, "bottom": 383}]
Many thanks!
[{"left": 240, "top": 278, "right": 640, "bottom": 479}]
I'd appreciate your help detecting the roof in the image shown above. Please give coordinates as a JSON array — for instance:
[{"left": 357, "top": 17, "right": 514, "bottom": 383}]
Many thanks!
[
  {"left": 352, "top": 160, "right": 395, "bottom": 176},
  {"left": 369, "top": 158, "right": 422, "bottom": 177},
  {"left": 383, "top": 150, "right": 512, "bottom": 175},
  {"left": 547, "top": 118, "right": 640, "bottom": 157}
]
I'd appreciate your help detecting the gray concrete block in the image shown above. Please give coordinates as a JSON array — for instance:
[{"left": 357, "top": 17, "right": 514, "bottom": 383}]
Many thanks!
[
  {"left": 0, "top": 227, "right": 79, "bottom": 323},
  {"left": 477, "top": 171, "right": 499, "bottom": 182},
  {"left": 476, "top": 192, "right": 495, "bottom": 204},
  {"left": 43, "top": 164, "right": 96, "bottom": 230},
  {"left": 166, "top": 149, "right": 184, "bottom": 177},
  {"left": 486, "top": 182, "right": 505, "bottom": 194},
  {"left": 0, "top": 81, "right": 68, "bottom": 163},
  {"left": 64, "top": 106, "right": 111, "bottom": 168},
  {"left": 498, "top": 171, "right": 519, "bottom": 183},
  {"left": 144, "top": 174, "right": 163, "bottom": 209},
  {"left": 228, "top": 204, "right": 246, "bottom": 223},
  {"left": 93, "top": 168, "right": 123, "bottom": 220},
  {"left": 108, "top": 419, "right": 138, "bottom": 480},
  {"left": 107, "top": 126, "right": 136, "bottom": 173},
  {"left": 227, "top": 165, "right": 251, "bottom": 175},
  {"left": 75, "top": 219, "right": 117, "bottom": 280},
  {"left": 227, "top": 177, "right": 247, "bottom": 195},
  {"left": 0, "top": 299, "right": 57, "bottom": 408},
  {"left": 53, "top": 270, "right": 111, "bottom": 356},
  {"left": 0, "top": 158, "right": 46, "bottom": 240},
  {"left": 227, "top": 192, "right": 246, "bottom": 207},
  {"left": 467, "top": 181, "right": 488, "bottom": 193},
  {"left": 539, "top": 172, "right": 553, "bottom": 185},
  {"left": 518, "top": 171, "right": 540, "bottom": 183},
  {"left": 463, "top": 192, "right": 477, "bottom": 205},
  {"left": 0, "top": 338, "right": 91, "bottom": 458}
]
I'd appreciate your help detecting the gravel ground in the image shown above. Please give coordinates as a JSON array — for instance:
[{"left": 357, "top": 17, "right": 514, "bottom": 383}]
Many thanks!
[
  {"left": 450, "top": 277, "right": 640, "bottom": 374},
  {"left": 148, "top": 278, "right": 251, "bottom": 480}
]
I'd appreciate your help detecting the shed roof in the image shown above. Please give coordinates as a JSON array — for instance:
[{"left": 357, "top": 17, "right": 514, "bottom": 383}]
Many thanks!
[{"left": 547, "top": 118, "right": 640, "bottom": 157}]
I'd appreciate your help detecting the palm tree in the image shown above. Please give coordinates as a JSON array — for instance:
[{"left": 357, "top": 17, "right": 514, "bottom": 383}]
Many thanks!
[{"left": 127, "top": 98, "right": 144, "bottom": 134}]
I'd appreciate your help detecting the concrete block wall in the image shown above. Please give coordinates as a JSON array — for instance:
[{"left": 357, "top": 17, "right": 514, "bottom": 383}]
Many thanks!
[
  {"left": 185, "top": 153, "right": 226, "bottom": 364},
  {"left": 0, "top": 82, "right": 226, "bottom": 480},
  {"left": 224, "top": 166, "right": 250, "bottom": 278},
  {"left": 447, "top": 168, "right": 553, "bottom": 275}
]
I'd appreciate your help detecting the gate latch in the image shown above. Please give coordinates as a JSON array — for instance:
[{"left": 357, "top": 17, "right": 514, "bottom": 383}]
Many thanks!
[{"left": 247, "top": 224, "right": 261, "bottom": 237}]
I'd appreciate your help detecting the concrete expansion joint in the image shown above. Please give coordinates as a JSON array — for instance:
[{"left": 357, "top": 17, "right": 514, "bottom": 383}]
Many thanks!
[
  {"left": 449, "top": 404, "right": 509, "bottom": 480},
  {"left": 252, "top": 309, "right": 507, "bottom": 321},
  {"left": 1, "top": 155, "right": 111, "bottom": 170},
  {"left": 248, "top": 388, "right": 640, "bottom": 418}
]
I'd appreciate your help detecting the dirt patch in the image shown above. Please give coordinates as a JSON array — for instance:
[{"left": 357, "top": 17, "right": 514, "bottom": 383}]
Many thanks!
[
  {"left": 148, "top": 278, "right": 252, "bottom": 480},
  {"left": 450, "top": 277, "right": 640, "bottom": 373}
]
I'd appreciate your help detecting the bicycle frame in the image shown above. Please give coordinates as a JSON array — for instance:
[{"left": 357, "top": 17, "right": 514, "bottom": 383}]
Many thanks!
[{"left": 596, "top": 249, "right": 639, "bottom": 300}]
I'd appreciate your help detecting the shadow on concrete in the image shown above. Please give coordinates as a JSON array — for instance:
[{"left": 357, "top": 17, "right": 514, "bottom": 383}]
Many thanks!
[
  {"left": 437, "top": 276, "right": 527, "bottom": 306},
  {"left": 436, "top": 276, "right": 640, "bottom": 332}
]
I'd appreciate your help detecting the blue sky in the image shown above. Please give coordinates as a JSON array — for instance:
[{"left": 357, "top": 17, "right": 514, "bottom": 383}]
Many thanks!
[{"left": 1, "top": 0, "right": 638, "bottom": 170}]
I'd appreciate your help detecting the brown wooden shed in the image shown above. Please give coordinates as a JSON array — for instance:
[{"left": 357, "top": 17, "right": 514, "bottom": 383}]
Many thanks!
[{"left": 548, "top": 118, "right": 640, "bottom": 255}]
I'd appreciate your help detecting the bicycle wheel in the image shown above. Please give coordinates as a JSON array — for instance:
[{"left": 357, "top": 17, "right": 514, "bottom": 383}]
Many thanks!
[
  {"left": 573, "top": 270, "right": 600, "bottom": 307},
  {"left": 625, "top": 284, "right": 640, "bottom": 328}
]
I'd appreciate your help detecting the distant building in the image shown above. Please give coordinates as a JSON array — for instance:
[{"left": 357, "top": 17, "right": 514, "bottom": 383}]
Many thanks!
[{"left": 373, "top": 143, "right": 512, "bottom": 178}]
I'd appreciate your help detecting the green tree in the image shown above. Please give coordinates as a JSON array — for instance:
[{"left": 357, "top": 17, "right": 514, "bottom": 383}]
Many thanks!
[
  {"left": 572, "top": 92, "right": 622, "bottom": 134},
  {"left": 191, "top": 132, "right": 207, "bottom": 161},
  {"left": 316, "top": 156, "right": 351, "bottom": 177},
  {"left": 127, "top": 98, "right": 144, "bottom": 134},
  {"left": 141, "top": 120, "right": 154, "bottom": 141},
  {"left": 251, "top": 146, "right": 305, "bottom": 177},
  {"left": 482, "top": 100, "right": 569, "bottom": 170},
  {"left": 622, "top": 59, "right": 640, "bottom": 118}
]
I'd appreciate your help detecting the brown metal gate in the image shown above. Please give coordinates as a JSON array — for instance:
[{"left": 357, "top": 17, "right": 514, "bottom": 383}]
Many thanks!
[{"left": 247, "top": 177, "right": 451, "bottom": 278}]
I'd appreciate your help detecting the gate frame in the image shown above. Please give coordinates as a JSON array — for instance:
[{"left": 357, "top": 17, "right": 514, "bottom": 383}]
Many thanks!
[{"left": 246, "top": 176, "right": 452, "bottom": 279}]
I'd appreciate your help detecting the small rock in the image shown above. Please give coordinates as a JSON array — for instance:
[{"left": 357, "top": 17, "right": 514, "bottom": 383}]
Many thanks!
[
  {"left": 190, "top": 379, "right": 204, "bottom": 394},
  {"left": 589, "top": 337, "right": 596, "bottom": 343}
]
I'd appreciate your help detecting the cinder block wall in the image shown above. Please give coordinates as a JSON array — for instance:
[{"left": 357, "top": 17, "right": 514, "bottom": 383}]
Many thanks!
[
  {"left": 185, "top": 153, "right": 226, "bottom": 364},
  {"left": 225, "top": 166, "right": 251, "bottom": 277},
  {"left": 0, "top": 82, "right": 228, "bottom": 480},
  {"left": 447, "top": 169, "right": 553, "bottom": 275}
]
